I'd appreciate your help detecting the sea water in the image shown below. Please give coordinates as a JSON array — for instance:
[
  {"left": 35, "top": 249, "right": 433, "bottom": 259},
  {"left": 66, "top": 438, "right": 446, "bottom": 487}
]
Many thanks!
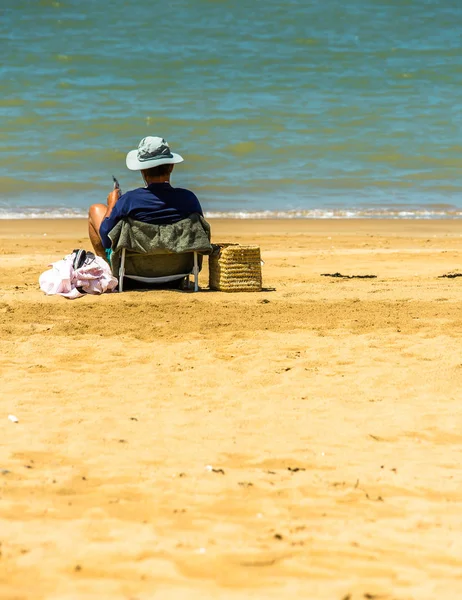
[{"left": 1, "top": 0, "right": 462, "bottom": 218}]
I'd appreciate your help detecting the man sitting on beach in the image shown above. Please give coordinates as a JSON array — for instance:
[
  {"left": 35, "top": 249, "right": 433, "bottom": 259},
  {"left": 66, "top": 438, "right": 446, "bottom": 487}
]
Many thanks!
[{"left": 88, "top": 136, "right": 203, "bottom": 260}]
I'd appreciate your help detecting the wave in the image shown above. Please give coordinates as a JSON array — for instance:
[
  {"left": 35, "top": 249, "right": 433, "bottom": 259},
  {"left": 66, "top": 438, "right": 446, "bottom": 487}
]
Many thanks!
[
  {"left": 0, "top": 208, "right": 88, "bottom": 219},
  {"left": 1, "top": 207, "right": 462, "bottom": 220},
  {"left": 206, "top": 208, "right": 462, "bottom": 219}
]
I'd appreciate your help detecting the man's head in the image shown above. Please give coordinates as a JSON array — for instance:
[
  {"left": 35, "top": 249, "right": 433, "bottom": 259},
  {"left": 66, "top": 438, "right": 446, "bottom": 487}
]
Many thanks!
[
  {"left": 141, "top": 163, "right": 174, "bottom": 185},
  {"left": 126, "top": 136, "right": 183, "bottom": 174}
]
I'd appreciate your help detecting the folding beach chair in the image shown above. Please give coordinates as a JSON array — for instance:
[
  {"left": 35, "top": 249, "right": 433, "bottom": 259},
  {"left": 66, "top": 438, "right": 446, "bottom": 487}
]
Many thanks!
[
  {"left": 117, "top": 248, "right": 200, "bottom": 292},
  {"left": 108, "top": 214, "right": 212, "bottom": 293}
]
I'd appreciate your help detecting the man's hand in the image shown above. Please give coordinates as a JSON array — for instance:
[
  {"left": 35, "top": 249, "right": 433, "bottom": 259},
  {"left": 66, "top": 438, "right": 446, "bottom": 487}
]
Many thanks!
[{"left": 107, "top": 188, "right": 120, "bottom": 209}]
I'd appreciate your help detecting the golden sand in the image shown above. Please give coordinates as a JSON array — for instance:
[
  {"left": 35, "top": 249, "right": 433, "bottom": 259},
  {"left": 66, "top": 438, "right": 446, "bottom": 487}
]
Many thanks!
[{"left": 0, "top": 219, "right": 461, "bottom": 599}]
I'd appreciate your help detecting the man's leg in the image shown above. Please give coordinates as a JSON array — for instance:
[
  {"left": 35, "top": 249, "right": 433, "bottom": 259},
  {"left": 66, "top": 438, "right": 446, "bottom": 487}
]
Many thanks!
[{"left": 88, "top": 204, "right": 108, "bottom": 259}]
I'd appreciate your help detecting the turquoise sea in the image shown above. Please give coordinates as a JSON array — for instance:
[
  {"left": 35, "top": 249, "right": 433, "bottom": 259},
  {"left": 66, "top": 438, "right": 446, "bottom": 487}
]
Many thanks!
[{"left": 2, "top": 0, "right": 462, "bottom": 218}]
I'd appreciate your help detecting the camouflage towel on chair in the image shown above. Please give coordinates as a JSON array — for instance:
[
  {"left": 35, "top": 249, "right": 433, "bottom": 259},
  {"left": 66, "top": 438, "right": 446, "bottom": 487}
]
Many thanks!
[{"left": 108, "top": 213, "right": 212, "bottom": 276}]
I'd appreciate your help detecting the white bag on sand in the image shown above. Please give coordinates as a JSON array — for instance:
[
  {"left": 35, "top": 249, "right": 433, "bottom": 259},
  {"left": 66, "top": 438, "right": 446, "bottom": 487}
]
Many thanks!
[{"left": 39, "top": 253, "right": 118, "bottom": 299}]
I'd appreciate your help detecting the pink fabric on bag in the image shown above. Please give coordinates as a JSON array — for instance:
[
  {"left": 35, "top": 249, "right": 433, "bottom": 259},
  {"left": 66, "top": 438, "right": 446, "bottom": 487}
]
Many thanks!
[{"left": 39, "top": 253, "right": 118, "bottom": 299}]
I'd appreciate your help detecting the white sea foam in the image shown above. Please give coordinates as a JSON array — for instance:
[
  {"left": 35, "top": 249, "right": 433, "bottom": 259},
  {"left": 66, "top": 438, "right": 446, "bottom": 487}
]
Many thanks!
[
  {"left": 0, "top": 207, "right": 461, "bottom": 220},
  {"left": 0, "top": 208, "right": 87, "bottom": 219},
  {"left": 204, "top": 208, "right": 462, "bottom": 219}
]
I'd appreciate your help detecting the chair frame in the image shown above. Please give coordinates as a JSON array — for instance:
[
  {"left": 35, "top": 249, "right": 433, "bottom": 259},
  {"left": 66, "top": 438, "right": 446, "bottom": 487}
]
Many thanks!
[{"left": 118, "top": 248, "right": 199, "bottom": 293}]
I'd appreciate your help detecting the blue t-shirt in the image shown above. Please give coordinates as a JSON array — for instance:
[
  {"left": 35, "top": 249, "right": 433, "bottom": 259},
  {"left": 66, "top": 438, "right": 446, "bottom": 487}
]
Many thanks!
[{"left": 99, "top": 182, "right": 203, "bottom": 249}]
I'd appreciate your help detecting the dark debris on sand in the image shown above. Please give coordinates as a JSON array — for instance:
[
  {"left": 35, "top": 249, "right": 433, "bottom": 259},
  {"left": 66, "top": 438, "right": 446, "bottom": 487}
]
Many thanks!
[
  {"left": 321, "top": 273, "right": 377, "bottom": 279},
  {"left": 438, "top": 272, "right": 462, "bottom": 279}
]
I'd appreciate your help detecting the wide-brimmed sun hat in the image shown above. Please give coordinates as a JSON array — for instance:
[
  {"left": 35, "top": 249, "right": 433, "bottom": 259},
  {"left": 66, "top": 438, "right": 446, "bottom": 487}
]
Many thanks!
[{"left": 126, "top": 136, "right": 184, "bottom": 171}]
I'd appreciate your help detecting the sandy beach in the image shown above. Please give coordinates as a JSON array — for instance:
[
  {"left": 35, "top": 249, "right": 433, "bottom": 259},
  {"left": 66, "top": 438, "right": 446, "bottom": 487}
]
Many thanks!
[{"left": 0, "top": 218, "right": 461, "bottom": 600}]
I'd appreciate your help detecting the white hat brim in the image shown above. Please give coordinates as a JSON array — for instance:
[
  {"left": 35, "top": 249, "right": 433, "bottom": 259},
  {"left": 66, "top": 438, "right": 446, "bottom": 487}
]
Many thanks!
[{"left": 126, "top": 149, "right": 184, "bottom": 171}]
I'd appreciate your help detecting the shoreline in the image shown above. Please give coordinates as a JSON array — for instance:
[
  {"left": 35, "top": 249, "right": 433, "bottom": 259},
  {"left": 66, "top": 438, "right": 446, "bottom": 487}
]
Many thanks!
[
  {"left": 1, "top": 204, "right": 462, "bottom": 221},
  {"left": 0, "top": 217, "right": 461, "bottom": 239},
  {"left": 1, "top": 213, "right": 462, "bottom": 220}
]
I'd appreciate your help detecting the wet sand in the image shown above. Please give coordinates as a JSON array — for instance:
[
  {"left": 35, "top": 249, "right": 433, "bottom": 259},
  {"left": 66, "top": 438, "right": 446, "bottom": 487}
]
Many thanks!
[{"left": 0, "top": 219, "right": 462, "bottom": 599}]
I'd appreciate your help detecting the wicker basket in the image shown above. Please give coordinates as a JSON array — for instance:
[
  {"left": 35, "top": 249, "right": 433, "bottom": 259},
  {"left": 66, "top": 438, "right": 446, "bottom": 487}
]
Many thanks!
[{"left": 209, "top": 243, "right": 262, "bottom": 292}]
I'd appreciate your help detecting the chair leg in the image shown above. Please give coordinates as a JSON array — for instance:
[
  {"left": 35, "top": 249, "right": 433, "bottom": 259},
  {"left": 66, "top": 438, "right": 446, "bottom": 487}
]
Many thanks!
[
  {"left": 193, "top": 252, "right": 199, "bottom": 292},
  {"left": 119, "top": 248, "right": 125, "bottom": 292}
]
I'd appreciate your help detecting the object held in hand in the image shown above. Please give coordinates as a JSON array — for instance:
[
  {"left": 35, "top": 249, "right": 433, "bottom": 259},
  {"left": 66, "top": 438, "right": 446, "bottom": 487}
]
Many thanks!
[{"left": 112, "top": 175, "right": 121, "bottom": 194}]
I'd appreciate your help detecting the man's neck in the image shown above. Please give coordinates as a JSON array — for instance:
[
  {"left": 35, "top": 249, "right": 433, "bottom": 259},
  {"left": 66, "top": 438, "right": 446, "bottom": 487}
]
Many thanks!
[{"left": 145, "top": 177, "right": 170, "bottom": 185}]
